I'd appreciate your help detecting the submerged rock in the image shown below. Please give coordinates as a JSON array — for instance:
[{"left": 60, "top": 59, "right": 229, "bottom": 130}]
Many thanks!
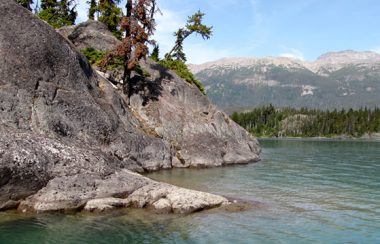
[
  {"left": 0, "top": 0, "right": 259, "bottom": 213},
  {"left": 127, "top": 181, "right": 229, "bottom": 214}
]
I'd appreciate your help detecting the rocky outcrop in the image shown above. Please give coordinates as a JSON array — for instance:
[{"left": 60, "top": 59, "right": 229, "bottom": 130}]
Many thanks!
[
  {"left": 131, "top": 60, "right": 261, "bottom": 167},
  {"left": 0, "top": 0, "right": 173, "bottom": 173},
  {"left": 57, "top": 20, "right": 120, "bottom": 51},
  {"left": 18, "top": 170, "right": 228, "bottom": 214},
  {"left": 0, "top": 0, "right": 260, "bottom": 213},
  {"left": 55, "top": 15, "right": 261, "bottom": 168}
]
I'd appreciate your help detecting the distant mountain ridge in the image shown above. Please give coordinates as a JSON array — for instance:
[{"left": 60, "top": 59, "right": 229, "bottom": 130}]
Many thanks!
[
  {"left": 189, "top": 50, "right": 380, "bottom": 111},
  {"left": 315, "top": 50, "right": 380, "bottom": 64}
]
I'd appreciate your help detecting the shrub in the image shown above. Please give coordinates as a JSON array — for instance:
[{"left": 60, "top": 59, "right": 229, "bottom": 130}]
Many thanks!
[
  {"left": 81, "top": 47, "right": 124, "bottom": 70},
  {"left": 135, "top": 65, "right": 151, "bottom": 78},
  {"left": 80, "top": 47, "right": 106, "bottom": 65},
  {"left": 158, "top": 60, "right": 206, "bottom": 95}
]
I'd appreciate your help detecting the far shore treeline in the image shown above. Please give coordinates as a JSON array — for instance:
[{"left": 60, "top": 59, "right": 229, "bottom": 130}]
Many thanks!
[{"left": 231, "top": 105, "right": 380, "bottom": 138}]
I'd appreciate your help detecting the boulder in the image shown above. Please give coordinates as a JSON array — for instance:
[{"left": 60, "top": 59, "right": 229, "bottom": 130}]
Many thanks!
[
  {"left": 57, "top": 20, "right": 121, "bottom": 51},
  {"left": 127, "top": 182, "right": 229, "bottom": 214},
  {"left": 18, "top": 170, "right": 229, "bottom": 214}
]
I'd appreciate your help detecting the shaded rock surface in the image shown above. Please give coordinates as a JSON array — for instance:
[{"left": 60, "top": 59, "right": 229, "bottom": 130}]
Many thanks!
[{"left": 0, "top": 0, "right": 260, "bottom": 213}]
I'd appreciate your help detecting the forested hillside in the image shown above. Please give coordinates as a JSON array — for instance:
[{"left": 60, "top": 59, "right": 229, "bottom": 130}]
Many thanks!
[{"left": 231, "top": 105, "right": 380, "bottom": 137}]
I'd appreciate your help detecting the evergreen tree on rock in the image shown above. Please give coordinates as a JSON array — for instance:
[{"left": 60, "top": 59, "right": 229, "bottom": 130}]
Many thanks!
[
  {"left": 38, "top": 0, "right": 77, "bottom": 28},
  {"left": 87, "top": 0, "right": 97, "bottom": 20},
  {"left": 165, "top": 10, "right": 212, "bottom": 62},
  {"left": 101, "top": 0, "right": 158, "bottom": 102},
  {"left": 98, "top": 0, "right": 122, "bottom": 39}
]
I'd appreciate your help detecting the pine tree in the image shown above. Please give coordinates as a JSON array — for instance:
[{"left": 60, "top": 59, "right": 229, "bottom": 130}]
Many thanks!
[
  {"left": 150, "top": 44, "right": 160, "bottom": 62},
  {"left": 101, "top": 0, "right": 158, "bottom": 102},
  {"left": 88, "top": 0, "right": 97, "bottom": 20},
  {"left": 230, "top": 106, "right": 380, "bottom": 138},
  {"left": 38, "top": 0, "right": 77, "bottom": 28},
  {"left": 165, "top": 11, "right": 212, "bottom": 62},
  {"left": 98, "top": 0, "right": 122, "bottom": 39},
  {"left": 60, "top": 0, "right": 77, "bottom": 24},
  {"left": 15, "top": 0, "right": 33, "bottom": 11}
]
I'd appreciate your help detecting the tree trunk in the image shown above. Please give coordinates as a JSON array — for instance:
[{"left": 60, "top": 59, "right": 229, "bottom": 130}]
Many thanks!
[
  {"left": 123, "top": 0, "right": 133, "bottom": 103},
  {"left": 165, "top": 31, "right": 191, "bottom": 60}
]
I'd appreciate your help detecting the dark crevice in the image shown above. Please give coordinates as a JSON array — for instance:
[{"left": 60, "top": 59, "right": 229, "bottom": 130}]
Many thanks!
[
  {"left": 176, "top": 151, "right": 186, "bottom": 165},
  {"left": 78, "top": 55, "right": 94, "bottom": 79},
  {"left": 211, "top": 122, "right": 217, "bottom": 132},
  {"left": 34, "top": 78, "right": 40, "bottom": 91},
  {"left": 52, "top": 87, "right": 59, "bottom": 102},
  {"left": 113, "top": 151, "right": 123, "bottom": 161}
]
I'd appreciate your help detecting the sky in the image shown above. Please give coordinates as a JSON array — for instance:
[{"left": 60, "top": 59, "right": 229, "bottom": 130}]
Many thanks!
[{"left": 75, "top": 0, "right": 380, "bottom": 64}]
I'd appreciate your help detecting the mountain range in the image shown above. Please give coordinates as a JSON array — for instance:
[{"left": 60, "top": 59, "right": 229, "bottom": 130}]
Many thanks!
[{"left": 189, "top": 50, "right": 380, "bottom": 111}]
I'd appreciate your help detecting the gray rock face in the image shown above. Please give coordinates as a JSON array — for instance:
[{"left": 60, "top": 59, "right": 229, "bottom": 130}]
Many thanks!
[
  {"left": 0, "top": 127, "right": 115, "bottom": 208},
  {"left": 57, "top": 20, "right": 121, "bottom": 51},
  {"left": 56, "top": 19, "right": 261, "bottom": 168},
  {"left": 0, "top": 0, "right": 260, "bottom": 213},
  {"left": 131, "top": 60, "right": 261, "bottom": 167},
  {"left": 0, "top": 0, "right": 173, "bottom": 174}
]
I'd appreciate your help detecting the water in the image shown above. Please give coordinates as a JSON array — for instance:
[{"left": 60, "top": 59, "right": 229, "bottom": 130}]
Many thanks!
[{"left": 1, "top": 139, "right": 379, "bottom": 243}]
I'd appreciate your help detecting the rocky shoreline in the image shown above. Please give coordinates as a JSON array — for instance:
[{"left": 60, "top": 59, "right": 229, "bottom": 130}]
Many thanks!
[{"left": 0, "top": 0, "right": 260, "bottom": 214}]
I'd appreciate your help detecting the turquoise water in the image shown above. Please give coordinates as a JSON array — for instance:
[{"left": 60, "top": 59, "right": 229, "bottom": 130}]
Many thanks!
[{"left": 1, "top": 139, "right": 379, "bottom": 243}]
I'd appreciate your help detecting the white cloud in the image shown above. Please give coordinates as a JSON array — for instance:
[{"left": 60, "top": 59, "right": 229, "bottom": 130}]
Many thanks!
[
  {"left": 153, "top": 8, "right": 232, "bottom": 64},
  {"left": 184, "top": 42, "right": 232, "bottom": 64},
  {"left": 279, "top": 47, "right": 305, "bottom": 60},
  {"left": 280, "top": 52, "right": 304, "bottom": 60},
  {"left": 152, "top": 8, "right": 186, "bottom": 56}
]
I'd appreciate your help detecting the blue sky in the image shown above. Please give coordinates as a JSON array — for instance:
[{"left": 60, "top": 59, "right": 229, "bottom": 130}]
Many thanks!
[{"left": 75, "top": 0, "right": 380, "bottom": 64}]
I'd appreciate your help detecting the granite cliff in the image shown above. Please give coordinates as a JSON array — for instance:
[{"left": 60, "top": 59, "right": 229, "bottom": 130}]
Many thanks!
[{"left": 0, "top": 0, "right": 260, "bottom": 213}]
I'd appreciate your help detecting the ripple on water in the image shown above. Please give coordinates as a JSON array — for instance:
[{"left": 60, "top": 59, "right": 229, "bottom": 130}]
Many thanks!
[{"left": 0, "top": 139, "right": 379, "bottom": 243}]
